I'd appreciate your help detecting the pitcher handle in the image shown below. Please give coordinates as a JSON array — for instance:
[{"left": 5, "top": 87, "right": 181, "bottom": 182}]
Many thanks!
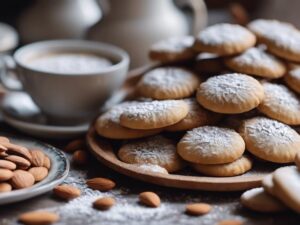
[
  {"left": 177, "top": 0, "right": 207, "bottom": 35},
  {"left": 0, "top": 55, "right": 23, "bottom": 91}
]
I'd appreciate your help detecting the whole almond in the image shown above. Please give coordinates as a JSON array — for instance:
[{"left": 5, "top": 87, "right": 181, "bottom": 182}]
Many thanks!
[
  {"left": 0, "top": 151, "right": 8, "bottom": 158},
  {"left": 19, "top": 211, "right": 59, "bottom": 225},
  {"left": 5, "top": 155, "right": 31, "bottom": 169},
  {"left": 30, "top": 150, "right": 45, "bottom": 167},
  {"left": 0, "top": 136, "right": 10, "bottom": 143},
  {"left": 43, "top": 156, "right": 51, "bottom": 170},
  {"left": 86, "top": 178, "right": 115, "bottom": 191},
  {"left": 0, "top": 169, "right": 13, "bottom": 181},
  {"left": 185, "top": 203, "right": 212, "bottom": 216},
  {"left": 4, "top": 142, "right": 32, "bottom": 160},
  {"left": 11, "top": 170, "right": 35, "bottom": 189},
  {"left": 53, "top": 184, "right": 81, "bottom": 200},
  {"left": 64, "top": 139, "right": 85, "bottom": 153},
  {"left": 72, "top": 150, "right": 88, "bottom": 165},
  {"left": 93, "top": 197, "right": 116, "bottom": 210},
  {"left": 218, "top": 219, "right": 244, "bottom": 225},
  {"left": 28, "top": 167, "right": 48, "bottom": 182},
  {"left": 139, "top": 192, "right": 161, "bottom": 208},
  {"left": 0, "top": 159, "right": 16, "bottom": 170},
  {"left": 0, "top": 144, "right": 7, "bottom": 152},
  {"left": 0, "top": 182, "right": 12, "bottom": 192}
]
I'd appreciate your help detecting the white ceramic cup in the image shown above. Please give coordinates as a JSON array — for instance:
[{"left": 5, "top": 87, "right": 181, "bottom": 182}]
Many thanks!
[{"left": 0, "top": 40, "right": 129, "bottom": 124}]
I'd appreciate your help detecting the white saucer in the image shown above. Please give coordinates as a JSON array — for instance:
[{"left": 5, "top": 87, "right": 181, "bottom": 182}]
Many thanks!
[
  {"left": 1, "top": 92, "right": 90, "bottom": 139},
  {"left": 0, "top": 133, "right": 69, "bottom": 205}
]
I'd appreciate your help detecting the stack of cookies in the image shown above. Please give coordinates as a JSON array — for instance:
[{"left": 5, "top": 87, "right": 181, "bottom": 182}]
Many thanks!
[{"left": 95, "top": 19, "right": 300, "bottom": 178}]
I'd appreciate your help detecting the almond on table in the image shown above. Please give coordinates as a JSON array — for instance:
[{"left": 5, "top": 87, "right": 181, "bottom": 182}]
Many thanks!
[
  {"left": 139, "top": 192, "right": 161, "bottom": 208},
  {"left": 185, "top": 203, "right": 212, "bottom": 216},
  {"left": 72, "top": 150, "right": 88, "bottom": 165},
  {"left": 64, "top": 139, "right": 86, "bottom": 153},
  {"left": 93, "top": 197, "right": 116, "bottom": 210},
  {"left": 86, "top": 178, "right": 116, "bottom": 191},
  {"left": 18, "top": 211, "right": 59, "bottom": 225},
  {"left": 53, "top": 184, "right": 81, "bottom": 200}
]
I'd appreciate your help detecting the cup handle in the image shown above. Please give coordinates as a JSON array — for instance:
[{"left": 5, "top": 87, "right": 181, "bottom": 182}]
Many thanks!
[{"left": 0, "top": 55, "right": 23, "bottom": 91}]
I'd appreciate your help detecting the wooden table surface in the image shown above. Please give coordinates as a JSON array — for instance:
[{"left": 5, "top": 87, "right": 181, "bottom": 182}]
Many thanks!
[{"left": 0, "top": 123, "right": 299, "bottom": 225}]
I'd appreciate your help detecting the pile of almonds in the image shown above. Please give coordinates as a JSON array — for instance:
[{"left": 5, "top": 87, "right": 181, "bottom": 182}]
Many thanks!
[{"left": 0, "top": 136, "right": 50, "bottom": 192}]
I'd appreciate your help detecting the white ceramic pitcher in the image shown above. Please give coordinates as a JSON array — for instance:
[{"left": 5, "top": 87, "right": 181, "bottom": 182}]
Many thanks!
[{"left": 87, "top": 0, "right": 207, "bottom": 68}]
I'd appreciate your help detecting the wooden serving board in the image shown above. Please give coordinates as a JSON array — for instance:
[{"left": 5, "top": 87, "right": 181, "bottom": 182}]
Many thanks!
[
  {"left": 86, "top": 64, "right": 276, "bottom": 192},
  {"left": 87, "top": 127, "right": 273, "bottom": 191}
]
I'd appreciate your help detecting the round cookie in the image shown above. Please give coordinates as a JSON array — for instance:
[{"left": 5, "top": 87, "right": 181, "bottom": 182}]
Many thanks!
[
  {"left": 118, "top": 135, "right": 184, "bottom": 172},
  {"left": 239, "top": 117, "right": 300, "bottom": 163},
  {"left": 258, "top": 82, "right": 300, "bottom": 125},
  {"left": 196, "top": 73, "right": 264, "bottom": 114},
  {"left": 241, "top": 187, "right": 286, "bottom": 213},
  {"left": 192, "top": 155, "right": 252, "bottom": 177},
  {"left": 120, "top": 100, "right": 189, "bottom": 130},
  {"left": 165, "top": 98, "right": 221, "bottom": 132},
  {"left": 95, "top": 102, "right": 162, "bottom": 139},
  {"left": 135, "top": 164, "right": 169, "bottom": 174},
  {"left": 284, "top": 67, "right": 300, "bottom": 94},
  {"left": 248, "top": 19, "right": 300, "bottom": 62},
  {"left": 272, "top": 166, "right": 300, "bottom": 213},
  {"left": 262, "top": 174, "right": 276, "bottom": 196},
  {"left": 193, "top": 23, "right": 256, "bottom": 56},
  {"left": 137, "top": 67, "right": 200, "bottom": 100},
  {"left": 177, "top": 126, "right": 245, "bottom": 164},
  {"left": 149, "top": 36, "right": 196, "bottom": 62},
  {"left": 224, "top": 47, "right": 286, "bottom": 79}
]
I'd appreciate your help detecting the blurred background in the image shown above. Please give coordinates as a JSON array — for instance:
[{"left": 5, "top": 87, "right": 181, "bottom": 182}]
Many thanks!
[{"left": 0, "top": 0, "right": 299, "bottom": 68}]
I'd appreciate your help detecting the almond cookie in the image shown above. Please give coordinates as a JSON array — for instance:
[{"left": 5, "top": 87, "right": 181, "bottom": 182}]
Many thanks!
[
  {"left": 166, "top": 98, "right": 221, "bottom": 132},
  {"left": 239, "top": 117, "right": 300, "bottom": 163},
  {"left": 95, "top": 102, "right": 162, "bottom": 139},
  {"left": 248, "top": 19, "right": 300, "bottom": 62},
  {"left": 196, "top": 73, "right": 264, "bottom": 114},
  {"left": 284, "top": 67, "right": 300, "bottom": 94},
  {"left": 135, "top": 164, "right": 169, "bottom": 174},
  {"left": 177, "top": 126, "right": 245, "bottom": 164},
  {"left": 192, "top": 155, "right": 252, "bottom": 177},
  {"left": 224, "top": 47, "right": 286, "bottom": 79},
  {"left": 241, "top": 187, "right": 286, "bottom": 212},
  {"left": 272, "top": 166, "right": 300, "bottom": 213},
  {"left": 194, "top": 23, "right": 256, "bottom": 56},
  {"left": 120, "top": 100, "right": 189, "bottom": 130},
  {"left": 258, "top": 83, "right": 300, "bottom": 125},
  {"left": 118, "top": 135, "right": 184, "bottom": 172},
  {"left": 149, "top": 36, "right": 196, "bottom": 62},
  {"left": 137, "top": 67, "right": 200, "bottom": 100}
]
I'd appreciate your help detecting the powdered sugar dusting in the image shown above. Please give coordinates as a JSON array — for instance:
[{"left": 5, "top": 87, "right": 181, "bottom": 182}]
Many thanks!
[
  {"left": 179, "top": 126, "right": 243, "bottom": 157},
  {"left": 118, "top": 135, "right": 181, "bottom": 170},
  {"left": 198, "top": 23, "right": 254, "bottom": 45},
  {"left": 139, "top": 67, "right": 199, "bottom": 90},
  {"left": 121, "top": 100, "right": 186, "bottom": 121},
  {"left": 261, "top": 83, "right": 300, "bottom": 113},
  {"left": 198, "top": 73, "right": 262, "bottom": 104},
  {"left": 151, "top": 36, "right": 194, "bottom": 53},
  {"left": 228, "top": 47, "right": 285, "bottom": 73},
  {"left": 248, "top": 19, "right": 300, "bottom": 54},
  {"left": 243, "top": 117, "right": 299, "bottom": 148},
  {"left": 97, "top": 102, "right": 136, "bottom": 127}
]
